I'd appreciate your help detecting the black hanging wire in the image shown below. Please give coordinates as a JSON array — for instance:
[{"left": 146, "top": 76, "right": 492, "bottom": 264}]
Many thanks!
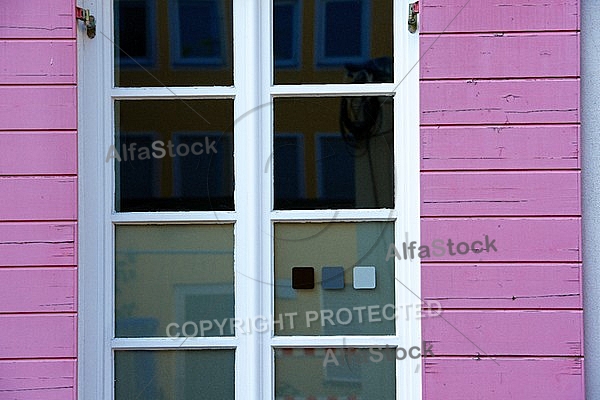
[{"left": 339, "top": 57, "right": 393, "bottom": 206}]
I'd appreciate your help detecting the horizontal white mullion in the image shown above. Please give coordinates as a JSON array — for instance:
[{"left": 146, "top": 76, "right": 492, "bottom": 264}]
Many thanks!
[
  {"left": 270, "top": 83, "right": 397, "bottom": 97},
  {"left": 111, "top": 211, "right": 237, "bottom": 224},
  {"left": 270, "top": 336, "right": 404, "bottom": 348},
  {"left": 111, "top": 86, "right": 236, "bottom": 99},
  {"left": 271, "top": 209, "right": 396, "bottom": 222},
  {"left": 112, "top": 337, "right": 238, "bottom": 349}
]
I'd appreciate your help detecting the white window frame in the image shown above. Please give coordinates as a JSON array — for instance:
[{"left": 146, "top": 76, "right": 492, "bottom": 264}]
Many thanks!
[{"left": 78, "top": 1, "right": 421, "bottom": 399}]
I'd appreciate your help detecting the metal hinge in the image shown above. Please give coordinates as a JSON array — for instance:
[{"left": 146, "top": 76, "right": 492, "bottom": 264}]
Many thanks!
[
  {"left": 408, "top": 1, "right": 419, "bottom": 34},
  {"left": 76, "top": 6, "right": 96, "bottom": 39}
]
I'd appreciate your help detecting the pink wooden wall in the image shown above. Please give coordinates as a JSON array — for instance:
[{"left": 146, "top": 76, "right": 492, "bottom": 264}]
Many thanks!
[
  {"left": 420, "top": 0, "right": 583, "bottom": 398},
  {"left": 0, "top": 0, "right": 583, "bottom": 399},
  {"left": 0, "top": 0, "right": 78, "bottom": 398}
]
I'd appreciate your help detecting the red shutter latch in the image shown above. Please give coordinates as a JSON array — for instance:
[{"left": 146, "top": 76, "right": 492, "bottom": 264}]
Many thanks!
[
  {"left": 408, "top": 2, "right": 419, "bottom": 34},
  {"left": 76, "top": 6, "right": 96, "bottom": 39}
]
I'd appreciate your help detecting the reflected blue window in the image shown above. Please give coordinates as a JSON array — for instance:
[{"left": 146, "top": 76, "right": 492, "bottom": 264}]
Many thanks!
[
  {"left": 274, "top": 0, "right": 301, "bottom": 67},
  {"left": 316, "top": 134, "right": 355, "bottom": 202},
  {"left": 316, "top": 0, "right": 370, "bottom": 65},
  {"left": 171, "top": 0, "right": 225, "bottom": 65},
  {"left": 172, "top": 132, "right": 233, "bottom": 200},
  {"left": 116, "top": 132, "right": 161, "bottom": 202},
  {"left": 115, "top": 0, "right": 155, "bottom": 66},
  {"left": 274, "top": 133, "right": 305, "bottom": 202}
]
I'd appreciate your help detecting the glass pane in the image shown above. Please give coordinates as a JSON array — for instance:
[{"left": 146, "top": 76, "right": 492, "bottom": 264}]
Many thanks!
[
  {"left": 274, "top": 0, "right": 393, "bottom": 84},
  {"left": 274, "top": 222, "right": 395, "bottom": 336},
  {"left": 274, "top": 97, "right": 394, "bottom": 210},
  {"left": 114, "top": 0, "right": 233, "bottom": 87},
  {"left": 115, "top": 350, "right": 235, "bottom": 399},
  {"left": 114, "top": 100, "right": 234, "bottom": 212},
  {"left": 115, "top": 225, "right": 234, "bottom": 337},
  {"left": 275, "top": 347, "right": 396, "bottom": 399}
]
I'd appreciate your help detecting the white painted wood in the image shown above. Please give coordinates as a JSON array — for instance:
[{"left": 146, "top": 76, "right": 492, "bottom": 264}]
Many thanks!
[
  {"left": 111, "top": 211, "right": 237, "bottom": 223},
  {"left": 582, "top": 1, "right": 599, "bottom": 398},
  {"left": 234, "top": 1, "right": 262, "bottom": 399},
  {"left": 260, "top": 3, "right": 275, "bottom": 398},
  {"left": 111, "top": 86, "right": 236, "bottom": 99},
  {"left": 112, "top": 337, "right": 240, "bottom": 349},
  {"left": 271, "top": 336, "right": 415, "bottom": 347},
  {"left": 271, "top": 83, "right": 399, "bottom": 95},
  {"left": 395, "top": 1, "right": 422, "bottom": 398},
  {"left": 271, "top": 209, "right": 397, "bottom": 221},
  {"left": 78, "top": 1, "right": 110, "bottom": 400}
]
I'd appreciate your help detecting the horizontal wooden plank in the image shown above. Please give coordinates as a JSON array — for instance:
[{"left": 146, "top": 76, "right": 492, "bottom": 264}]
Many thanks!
[
  {"left": 0, "top": 268, "right": 76, "bottom": 313},
  {"left": 423, "top": 310, "right": 582, "bottom": 356},
  {"left": 0, "top": 223, "right": 76, "bottom": 266},
  {"left": 421, "top": 79, "right": 579, "bottom": 125},
  {"left": 422, "top": 263, "right": 582, "bottom": 309},
  {"left": 421, "top": 0, "right": 579, "bottom": 33},
  {"left": 0, "top": 40, "right": 76, "bottom": 84},
  {"left": 0, "top": 360, "right": 75, "bottom": 400},
  {"left": 0, "top": 314, "right": 76, "bottom": 358},
  {"left": 421, "top": 171, "right": 580, "bottom": 216},
  {"left": 424, "top": 358, "right": 583, "bottom": 400},
  {"left": 0, "top": 177, "right": 77, "bottom": 220},
  {"left": 420, "top": 218, "right": 581, "bottom": 262},
  {"left": 0, "top": 132, "right": 77, "bottom": 175},
  {"left": 0, "top": 86, "right": 76, "bottom": 131},
  {"left": 421, "top": 125, "right": 580, "bottom": 170},
  {"left": 0, "top": 0, "right": 75, "bottom": 39},
  {"left": 421, "top": 33, "right": 579, "bottom": 79}
]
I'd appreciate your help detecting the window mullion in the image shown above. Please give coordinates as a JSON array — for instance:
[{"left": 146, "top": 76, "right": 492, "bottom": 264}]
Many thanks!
[{"left": 233, "top": 1, "right": 263, "bottom": 400}]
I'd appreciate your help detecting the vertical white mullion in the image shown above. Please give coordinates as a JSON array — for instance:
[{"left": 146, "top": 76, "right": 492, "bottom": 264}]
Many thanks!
[
  {"left": 78, "top": 0, "right": 114, "bottom": 399},
  {"left": 105, "top": 0, "right": 118, "bottom": 398},
  {"left": 260, "top": 1, "right": 275, "bottom": 398},
  {"left": 394, "top": 0, "right": 422, "bottom": 399},
  {"left": 78, "top": 0, "right": 105, "bottom": 399},
  {"left": 234, "top": 1, "right": 262, "bottom": 399}
]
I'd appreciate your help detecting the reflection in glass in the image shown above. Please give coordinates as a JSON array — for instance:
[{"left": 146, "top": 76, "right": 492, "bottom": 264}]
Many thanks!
[
  {"left": 274, "top": 222, "right": 395, "bottom": 336},
  {"left": 173, "top": 0, "right": 224, "bottom": 64},
  {"left": 274, "top": 0, "right": 301, "bottom": 67},
  {"left": 115, "top": 100, "right": 233, "bottom": 212},
  {"left": 274, "top": 0, "right": 393, "bottom": 84},
  {"left": 115, "top": 350, "right": 235, "bottom": 399},
  {"left": 274, "top": 97, "right": 394, "bottom": 210},
  {"left": 115, "top": 225, "right": 234, "bottom": 337},
  {"left": 321, "top": 0, "right": 366, "bottom": 62},
  {"left": 116, "top": 0, "right": 153, "bottom": 65},
  {"left": 114, "top": 0, "right": 233, "bottom": 87},
  {"left": 275, "top": 347, "right": 395, "bottom": 399}
]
